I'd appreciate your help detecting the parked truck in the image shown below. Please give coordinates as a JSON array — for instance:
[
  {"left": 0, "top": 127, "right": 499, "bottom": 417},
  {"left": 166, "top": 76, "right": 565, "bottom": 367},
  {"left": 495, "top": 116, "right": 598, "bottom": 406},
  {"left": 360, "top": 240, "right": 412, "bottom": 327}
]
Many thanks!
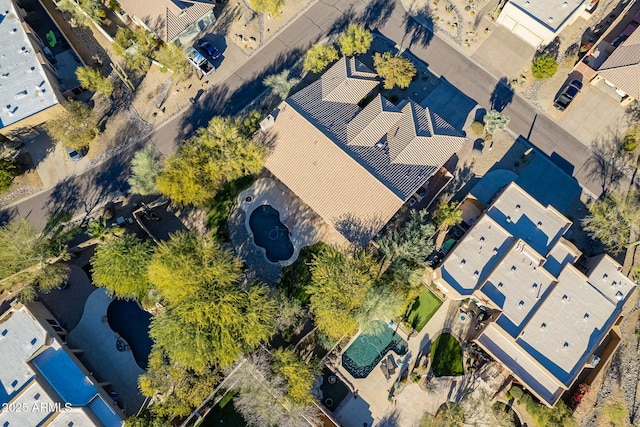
[{"left": 186, "top": 47, "right": 214, "bottom": 76}]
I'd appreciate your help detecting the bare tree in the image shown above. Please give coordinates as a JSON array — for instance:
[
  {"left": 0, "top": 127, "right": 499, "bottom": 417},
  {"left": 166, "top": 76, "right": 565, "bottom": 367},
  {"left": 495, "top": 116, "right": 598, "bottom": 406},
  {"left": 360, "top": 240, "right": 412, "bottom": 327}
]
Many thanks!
[{"left": 587, "top": 130, "right": 634, "bottom": 195}]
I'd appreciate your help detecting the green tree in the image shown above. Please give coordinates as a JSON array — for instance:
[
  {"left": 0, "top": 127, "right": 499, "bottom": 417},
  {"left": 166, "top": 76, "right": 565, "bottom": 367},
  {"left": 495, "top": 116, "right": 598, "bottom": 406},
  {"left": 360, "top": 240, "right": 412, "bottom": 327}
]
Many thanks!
[
  {"left": 233, "top": 110, "right": 263, "bottom": 137},
  {"left": 249, "top": 0, "right": 284, "bottom": 16},
  {"left": 148, "top": 231, "right": 242, "bottom": 305},
  {"left": 0, "top": 214, "right": 76, "bottom": 295},
  {"left": 113, "top": 27, "right": 158, "bottom": 71},
  {"left": 274, "top": 293, "right": 305, "bottom": 332},
  {"left": 56, "top": 0, "right": 89, "bottom": 27},
  {"left": 230, "top": 354, "right": 320, "bottom": 427},
  {"left": 147, "top": 231, "right": 275, "bottom": 371},
  {"left": 531, "top": 54, "right": 558, "bottom": 79},
  {"left": 86, "top": 218, "right": 125, "bottom": 242},
  {"left": 581, "top": 190, "right": 640, "bottom": 254},
  {"left": 0, "top": 158, "right": 19, "bottom": 192},
  {"left": 377, "top": 210, "right": 435, "bottom": 271},
  {"left": 306, "top": 246, "right": 377, "bottom": 341},
  {"left": 128, "top": 146, "right": 161, "bottom": 195},
  {"left": 484, "top": 109, "right": 510, "bottom": 136},
  {"left": 157, "top": 116, "right": 267, "bottom": 206},
  {"left": 150, "top": 283, "right": 275, "bottom": 372},
  {"left": 272, "top": 348, "right": 316, "bottom": 405},
  {"left": 602, "top": 402, "right": 628, "bottom": 426},
  {"left": 373, "top": 51, "right": 416, "bottom": 89},
  {"left": 263, "top": 70, "right": 300, "bottom": 100},
  {"left": 303, "top": 44, "right": 339, "bottom": 74},
  {"left": 45, "top": 100, "right": 99, "bottom": 150},
  {"left": 91, "top": 233, "right": 152, "bottom": 301},
  {"left": 76, "top": 66, "right": 114, "bottom": 97},
  {"left": 79, "top": 0, "right": 106, "bottom": 21},
  {"left": 138, "top": 348, "right": 220, "bottom": 417},
  {"left": 153, "top": 41, "right": 191, "bottom": 80},
  {"left": 433, "top": 201, "right": 462, "bottom": 249},
  {"left": 354, "top": 284, "right": 403, "bottom": 331},
  {"left": 434, "top": 201, "right": 462, "bottom": 230},
  {"left": 338, "top": 24, "right": 373, "bottom": 57}
]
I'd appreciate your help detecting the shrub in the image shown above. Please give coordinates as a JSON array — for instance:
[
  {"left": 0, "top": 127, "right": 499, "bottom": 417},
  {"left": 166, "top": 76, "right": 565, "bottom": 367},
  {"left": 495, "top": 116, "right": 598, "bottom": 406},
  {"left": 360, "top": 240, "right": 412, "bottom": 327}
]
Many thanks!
[
  {"left": 624, "top": 129, "right": 638, "bottom": 152},
  {"left": 471, "top": 120, "right": 484, "bottom": 136},
  {"left": 0, "top": 158, "right": 20, "bottom": 192},
  {"left": 531, "top": 54, "right": 558, "bottom": 79},
  {"left": 509, "top": 386, "right": 523, "bottom": 401}
]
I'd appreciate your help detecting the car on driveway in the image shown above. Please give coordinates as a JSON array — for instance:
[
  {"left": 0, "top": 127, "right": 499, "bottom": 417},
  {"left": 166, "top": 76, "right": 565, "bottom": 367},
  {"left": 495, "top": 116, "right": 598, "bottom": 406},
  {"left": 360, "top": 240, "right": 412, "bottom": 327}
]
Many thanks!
[
  {"left": 553, "top": 80, "right": 583, "bottom": 111},
  {"left": 186, "top": 47, "right": 214, "bottom": 75},
  {"left": 65, "top": 146, "right": 84, "bottom": 162},
  {"left": 196, "top": 39, "right": 220, "bottom": 60}
]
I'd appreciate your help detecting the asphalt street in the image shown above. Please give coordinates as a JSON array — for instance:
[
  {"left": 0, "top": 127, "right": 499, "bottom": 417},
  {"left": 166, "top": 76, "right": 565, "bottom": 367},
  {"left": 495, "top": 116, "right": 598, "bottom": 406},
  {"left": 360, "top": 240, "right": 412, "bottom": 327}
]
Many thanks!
[{"left": 2, "top": 0, "right": 607, "bottom": 227}]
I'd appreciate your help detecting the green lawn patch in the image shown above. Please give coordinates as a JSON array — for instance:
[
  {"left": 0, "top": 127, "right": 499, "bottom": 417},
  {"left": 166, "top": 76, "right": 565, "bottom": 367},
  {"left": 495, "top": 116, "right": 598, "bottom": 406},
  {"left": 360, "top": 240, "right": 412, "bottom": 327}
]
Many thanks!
[
  {"left": 206, "top": 175, "right": 255, "bottom": 241},
  {"left": 198, "top": 392, "right": 245, "bottom": 427},
  {"left": 404, "top": 288, "right": 442, "bottom": 332},
  {"left": 279, "top": 241, "right": 328, "bottom": 305},
  {"left": 431, "top": 333, "right": 464, "bottom": 377}
]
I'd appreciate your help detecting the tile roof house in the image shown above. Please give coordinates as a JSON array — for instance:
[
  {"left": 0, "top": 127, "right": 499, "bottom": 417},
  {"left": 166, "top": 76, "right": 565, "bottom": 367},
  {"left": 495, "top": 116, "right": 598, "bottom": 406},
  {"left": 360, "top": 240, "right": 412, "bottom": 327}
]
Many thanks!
[
  {"left": 497, "top": 0, "right": 589, "bottom": 47},
  {"left": 264, "top": 57, "right": 467, "bottom": 245},
  {"left": 116, "top": 0, "right": 215, "bottom": 43},
  {"left": 596, "top": 26, "right": 640, "bottom": 100},
  {"left": 0, "top": 302, "right": 125, "bottom": 426},
  {"left": 433, "top": 182, "right": 636, "bottom": 407},
  {"left": 0, "top": 0, "right": 66, "bottom": 133}
]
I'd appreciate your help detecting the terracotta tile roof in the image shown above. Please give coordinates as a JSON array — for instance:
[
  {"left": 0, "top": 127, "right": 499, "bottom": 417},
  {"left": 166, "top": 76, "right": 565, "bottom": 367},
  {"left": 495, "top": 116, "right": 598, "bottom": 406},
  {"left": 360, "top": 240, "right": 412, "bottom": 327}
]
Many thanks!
[
  {"left": 265, "top": 104, "right": 403, "bottom": 245},
  {"left": 347, "top": 95, "right": 403, "bottom": 147},
  {"left": 118, "top": 0, "right": 214, "bottom": 41},
  {"left": 267, "top": 57, "right": 467, "bottom": 244},
  {"left": 598, "top": 28, "right": 640, "bottom": 99},
  {"left": 388, "top": 100, "right": 466, "bottom": 166}
]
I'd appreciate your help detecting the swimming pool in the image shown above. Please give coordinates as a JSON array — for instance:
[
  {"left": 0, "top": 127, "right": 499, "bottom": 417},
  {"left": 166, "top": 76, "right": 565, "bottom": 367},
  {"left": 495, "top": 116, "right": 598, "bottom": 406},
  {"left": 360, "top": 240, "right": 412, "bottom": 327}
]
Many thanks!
[
  {"left": 342, "top": 320, "right": 408, "bottom": 378},
  {"left": 107, "top": 300, "right": 153, "bottom": 370},
  {"left": 249, "top": 205, "right": 294, "bottom": 262}
]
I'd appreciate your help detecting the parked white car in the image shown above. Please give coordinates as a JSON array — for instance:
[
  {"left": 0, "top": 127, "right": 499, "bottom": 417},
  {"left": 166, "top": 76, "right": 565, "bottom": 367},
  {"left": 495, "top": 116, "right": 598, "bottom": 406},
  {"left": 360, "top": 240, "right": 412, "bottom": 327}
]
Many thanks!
[{"left": 186, "top": 47, "right": 214, "bottom": 75}]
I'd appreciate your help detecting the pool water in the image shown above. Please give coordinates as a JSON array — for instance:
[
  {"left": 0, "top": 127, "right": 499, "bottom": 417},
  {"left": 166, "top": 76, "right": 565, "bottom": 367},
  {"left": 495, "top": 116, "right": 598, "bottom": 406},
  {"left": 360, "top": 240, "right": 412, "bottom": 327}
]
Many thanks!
[
  {"left": 342, "top": 320, "right": 408, "bottom": 378},
  {"left": 107, "top": 300, "right": 153, "bottom": 370},
  {"left": 249, "top": 205, "right": 294, "bottom": 262},
  {"left": 319, "top": 367, "right": 349, "bottom": 412}
]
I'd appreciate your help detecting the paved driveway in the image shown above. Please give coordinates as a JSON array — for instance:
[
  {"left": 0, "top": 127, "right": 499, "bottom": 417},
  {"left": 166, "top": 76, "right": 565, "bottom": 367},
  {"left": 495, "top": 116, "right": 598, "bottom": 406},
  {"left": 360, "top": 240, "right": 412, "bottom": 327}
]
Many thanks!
[
  {"left": 471, "top": 25, "right": 536, "bottom": 81},
  {"left": 545, "top": 81, "right": 628, "bottom": 146}
]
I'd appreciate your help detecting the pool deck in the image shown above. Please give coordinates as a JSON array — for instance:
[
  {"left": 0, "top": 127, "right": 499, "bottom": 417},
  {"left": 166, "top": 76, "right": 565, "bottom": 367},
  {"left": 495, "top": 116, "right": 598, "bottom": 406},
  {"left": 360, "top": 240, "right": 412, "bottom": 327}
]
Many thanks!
[
  {"left": 231, "top": 177, "right": 348, "bottom": 281},
  {"left": 67, "top": 289, "right": 146, "bottom": 416},
  {"left": 331, "top": 298, "right": 509, "bottom": 426}
]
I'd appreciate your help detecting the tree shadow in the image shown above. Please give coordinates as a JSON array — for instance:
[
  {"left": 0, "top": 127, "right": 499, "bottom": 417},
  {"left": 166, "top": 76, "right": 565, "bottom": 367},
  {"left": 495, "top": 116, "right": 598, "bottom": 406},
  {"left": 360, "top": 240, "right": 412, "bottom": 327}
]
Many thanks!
[
  {"left": 585, "top": 127, "right": 633, "bottom": 195},
  {"left": 175, "top": 48, "right": 304, "bottom": 142},
  {"left": 0, "top": 207, "right": 16, "bottom": 226},
  {"left": 402, "top": 7, "right": 434, "bottom": 49},
  {"left": 333, "top": 212, "right": 385, "bottom": 248},
  {"left": 377, "top": 409, "right": 401, "bottom": 427},
  {"left": 328, "top": 0, "right": 395, "bottom": 36},
  {"left": 489, "top": 77, "right": 514, "bottom": 112},
  {"left": 44, "top": 177, "right": 82, "bottom": 219},
  {"left": 536, "top": 36, "right": 561, "bottom": 59}
]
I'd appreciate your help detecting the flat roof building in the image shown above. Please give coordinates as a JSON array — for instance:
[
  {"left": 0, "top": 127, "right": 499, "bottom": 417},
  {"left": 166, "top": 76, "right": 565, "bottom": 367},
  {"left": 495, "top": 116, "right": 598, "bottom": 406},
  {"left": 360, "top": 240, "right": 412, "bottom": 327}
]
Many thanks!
[
  {"left": 0, "top": 0, "right": 65, "bottom": 134},
  {"left": 0, "top": 302, "right": 125, "bottom": 426},
  {"left": 497, "top": 0, "right": 588, "bottom": 47},
  {"left": 434, "top": 182, "right": 635, "bottom": 406}
]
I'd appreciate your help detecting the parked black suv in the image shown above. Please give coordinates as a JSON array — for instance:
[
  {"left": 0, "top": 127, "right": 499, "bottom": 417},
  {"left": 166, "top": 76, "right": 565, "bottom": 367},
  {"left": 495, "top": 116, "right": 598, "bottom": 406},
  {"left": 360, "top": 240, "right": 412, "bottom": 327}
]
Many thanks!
[{"left": 553, "top": 80, "right": 583, "bottom": 111}]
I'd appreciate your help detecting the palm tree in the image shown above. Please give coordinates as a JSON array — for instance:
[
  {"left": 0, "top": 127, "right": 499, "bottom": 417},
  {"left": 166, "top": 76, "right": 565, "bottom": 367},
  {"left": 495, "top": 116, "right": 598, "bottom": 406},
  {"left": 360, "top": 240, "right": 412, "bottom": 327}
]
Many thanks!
[{"left": 263, "top": 70, "right": 300, "bottom": 100}]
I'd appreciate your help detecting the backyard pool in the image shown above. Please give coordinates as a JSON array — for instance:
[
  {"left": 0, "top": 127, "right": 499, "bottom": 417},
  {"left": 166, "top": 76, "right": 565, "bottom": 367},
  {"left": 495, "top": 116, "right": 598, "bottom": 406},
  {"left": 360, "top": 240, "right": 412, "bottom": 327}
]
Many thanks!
[
  {"left": 319, "top": 368, "right": 349, "bottom": 412},
  {"left": 342, "top": 320, "right": 408, "bottom": 378},
  {"left": 249, "top": 204, "right": 294, "bottom": 262},
  {"left": 107, "top": 300, "right": 153, "bottom": 370}
]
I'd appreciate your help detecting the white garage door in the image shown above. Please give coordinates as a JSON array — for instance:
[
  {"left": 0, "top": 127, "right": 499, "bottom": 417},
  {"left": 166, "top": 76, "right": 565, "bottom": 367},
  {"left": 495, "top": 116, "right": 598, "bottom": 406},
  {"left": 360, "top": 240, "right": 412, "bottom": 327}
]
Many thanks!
[{"left": 513, "top": 24, "right": 544, "bottom": 47}]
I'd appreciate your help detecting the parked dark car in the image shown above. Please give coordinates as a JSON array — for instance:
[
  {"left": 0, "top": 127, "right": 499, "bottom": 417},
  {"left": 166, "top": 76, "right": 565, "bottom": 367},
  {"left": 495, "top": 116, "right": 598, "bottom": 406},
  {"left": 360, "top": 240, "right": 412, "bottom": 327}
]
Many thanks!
[
  {"left": 553, "top": 80, "right": 583, "bottom": 111},
  {"left": 196, "top": 39, "right": 221, "bottom": 60}
]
